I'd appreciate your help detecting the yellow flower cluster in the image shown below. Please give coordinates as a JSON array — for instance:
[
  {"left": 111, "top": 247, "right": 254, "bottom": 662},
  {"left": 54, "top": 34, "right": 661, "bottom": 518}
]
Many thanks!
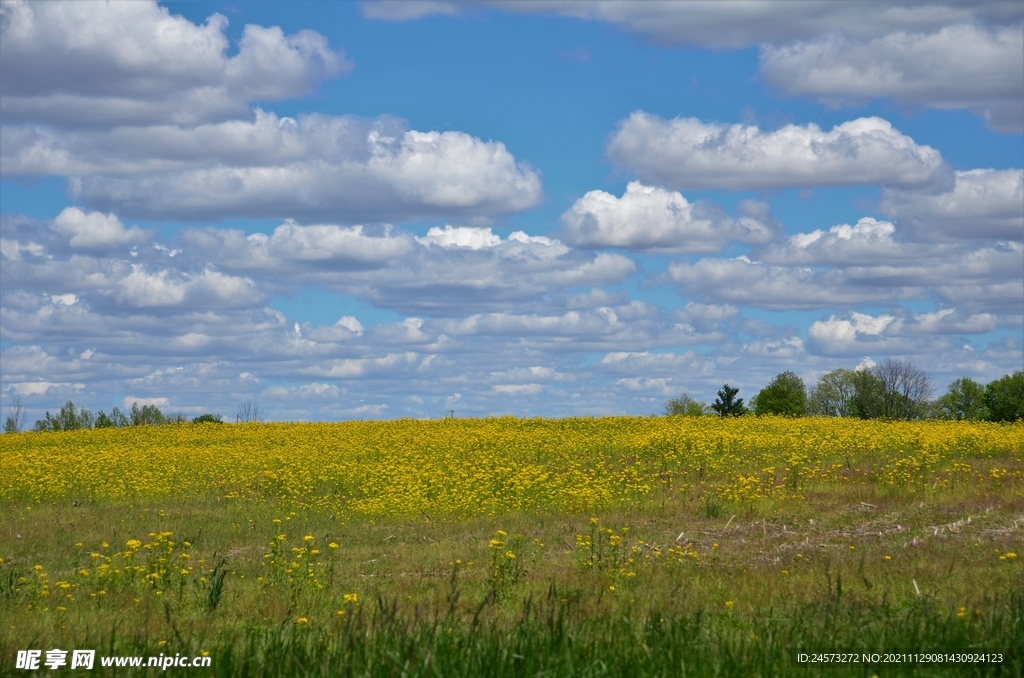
[{"left": 1, "top": 417, "right": 1020, "bottom": 518}]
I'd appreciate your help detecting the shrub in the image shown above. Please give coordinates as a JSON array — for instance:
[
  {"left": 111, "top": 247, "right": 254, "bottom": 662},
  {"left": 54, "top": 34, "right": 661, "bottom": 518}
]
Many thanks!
[{"left": 192, "top": 413, "right": 224, "bottom": 424}]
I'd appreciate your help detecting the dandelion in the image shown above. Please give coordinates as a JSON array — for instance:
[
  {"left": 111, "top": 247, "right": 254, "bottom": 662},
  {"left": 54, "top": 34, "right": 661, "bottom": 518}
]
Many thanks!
[
  {"left": 328, "top": 542, "right": 339, "bottom": 549},
  {"left": 724, "top": 601, "right": 734, "bottom": 610},
  {"left": 343, "top": 593, "right": 358, "bottom": 604},
  {"left": 296, "top": 617, "right": 309, "bottom": 625}
]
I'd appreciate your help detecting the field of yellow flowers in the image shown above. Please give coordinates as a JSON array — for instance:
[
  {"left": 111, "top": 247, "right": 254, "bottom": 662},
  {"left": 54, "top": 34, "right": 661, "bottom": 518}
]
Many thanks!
[
  {"left": 2, "top": 416, "right": 1022, "bottom": 515},
  {"left": 1, "top": 417, "right": 1022, "bottom": 677}
]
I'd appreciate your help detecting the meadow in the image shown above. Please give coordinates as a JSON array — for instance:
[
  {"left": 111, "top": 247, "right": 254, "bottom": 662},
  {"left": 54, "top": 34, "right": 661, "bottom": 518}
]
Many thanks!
[{"left": 1, "top": 416, "right": 1022, "bottom": 676}]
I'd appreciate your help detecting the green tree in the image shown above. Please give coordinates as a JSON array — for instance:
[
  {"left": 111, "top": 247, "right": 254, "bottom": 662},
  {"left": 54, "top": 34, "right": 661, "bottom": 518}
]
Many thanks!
[
  {"left": 983, "top": 371, "right": 1024, "bottom": 422},
  {"left": 711, "top": 384, "right": 747, "bottom": 417},
  {"left": 664, "top": 394, "right": 708, "bottom": 417},
  {"left": 33, "top": 401, "right": 93, "bottom": 432},
  {"left": 935, "top": 377, "right": 988, "bottom": 420},
  {"left": 192, "top": 413, "right": 224, "bottom": 424},
  {"left": 808, "top": 369, "right": 858, "bottom": 417},
  {"left": 753, "top": 371, "right": 806, "bottom": 416},
  {"left": 850, "top": 369, "right": 886, "bottom": 419},
  {"left": 94, "top": 406, "right": 129, "bottom": 428},
  {"left": 130, "top": 402, "right": 166, "bottom": 426}
]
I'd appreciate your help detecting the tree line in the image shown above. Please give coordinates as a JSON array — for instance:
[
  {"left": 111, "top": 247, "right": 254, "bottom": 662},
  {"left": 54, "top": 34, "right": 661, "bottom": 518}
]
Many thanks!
[
  {"left": 665, "top": 359, "right": 1024, "bottom": 422},
  {"left": 2, "top": 398, "right": 266, "bottom": 433}
]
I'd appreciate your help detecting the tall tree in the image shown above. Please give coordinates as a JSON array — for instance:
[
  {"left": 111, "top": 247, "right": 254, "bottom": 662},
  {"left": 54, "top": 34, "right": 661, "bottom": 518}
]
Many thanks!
[
  {"left": 984, "top": 371, "right": 1024, "bottom": 422},
  {"left": 935, "top": 377, "right": 988, "bottom": 420},
  {"left": 870, "top": 359, "right": 932, "bottom": 420},
  {"left": 753, "top": 371, "right": 806, "bottom": 416},
  {"left": 808, "top": 369, "right": 858, "bottom": 417},
  {"left": 711, "top": 384, "right": 747, "bottom": 417},
  {"left": 3, "top": 395, "right": 27, "bottom": 433},
  {"left": 851, "top": 369, "right": 886, "bottom": 419}
]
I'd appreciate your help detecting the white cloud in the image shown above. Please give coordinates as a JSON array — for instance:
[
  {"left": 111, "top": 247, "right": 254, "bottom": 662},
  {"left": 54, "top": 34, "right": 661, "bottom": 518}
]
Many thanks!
[
  {"left": 880, "top": 169, "right": 1024, "bottom": 241},
  {"left": 757, "top": 217, "right": 909, "bottom": 266},
  {"left": 806, "top": 308, "right": 1008, "bottom": 357},
  {"left": 335, "top": 316, "right": 364, "bottom": 336},
  {"left": 665, "top": 257, "right": 889, "bottom": 310},
  {"left": 668, "top": 237, "right": 1023, "bottom": 313},
  {"left": 418, "top": 225, "right": 502, "bottom": 249},
  {"left": 122, "top": 396, "right": 169, "bottom": 409},
  {"left": 608, "top": 113, "right": 951, "bottom": 191},
  {"left": 4, "top": 112, "right": 543, "bottom": 223},
  {"left": 760, "top": 23, "right": 1024, "bottom": 133},
  {"left": 263, "top": 382, "right": 341, "bottom": 399},
  {"left": 561, "top": 181, "right": 779, "bottom": 252},
  {"left": 8, "top": 381, "right": 83, "bottom": 396},
  {"left": 53, "top": 207, "right": 148, "bottom": 250},
  {"left": 492, "top": 383, "right": 544, "bottom": 395},
  {"left": 0, "top": 0, "right": 351, "bottom": 128},
  {"left": 112, "top": 266, "right": 258, "bottom": 310},
  {"left": 189, "top": 221, "right": 413, "bottom": 273}
]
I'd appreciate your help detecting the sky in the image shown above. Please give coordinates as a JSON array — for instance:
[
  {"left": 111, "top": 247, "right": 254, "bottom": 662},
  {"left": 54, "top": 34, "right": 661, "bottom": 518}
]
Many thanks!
[{"left": 1, "top": 0, "right": 1022, "bottom": 423}]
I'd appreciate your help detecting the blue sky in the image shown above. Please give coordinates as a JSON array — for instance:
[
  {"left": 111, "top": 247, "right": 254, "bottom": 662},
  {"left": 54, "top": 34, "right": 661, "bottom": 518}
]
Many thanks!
[{"left": 1, "top": 0, "right": 1022, "bottom": 422}]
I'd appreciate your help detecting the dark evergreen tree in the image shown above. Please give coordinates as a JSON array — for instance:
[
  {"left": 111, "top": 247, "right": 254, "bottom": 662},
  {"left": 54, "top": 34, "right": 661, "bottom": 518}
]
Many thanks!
[{"left": 711, "top": 384, "right": 747, "bottom": 417}]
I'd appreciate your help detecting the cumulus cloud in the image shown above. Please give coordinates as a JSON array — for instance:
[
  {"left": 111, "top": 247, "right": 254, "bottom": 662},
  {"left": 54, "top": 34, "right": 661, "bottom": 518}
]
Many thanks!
[
  {"left": 880, "top": 169, "right": 1024, "bottom": 241},
  {"left": 561, "top": 182, "right": 779, "bottom": 252},
  {"left": 174, "top": 221, "right": 632, "bottom": 316},
  {"left": 607, "top": 113, "right": 951, "bottom": 191},
  {"left": 0, "top": 2, "right": 542, "bottom": 223},
  {"left": 0, "top": 0, "right": 352, "bottom": 128},
  {"left": 1, "top": 210, "right": 635, "bottom": 327},
  {"left": 760, "top": 23, "right": 1024, "bottom": 133},
  {"left": 667, "top": 236, "right": 1022, "bottom": 313},
  {"left": 52, "top": 207, "right": 148, "bottom": 250},
  {"left": 803, "top": 309, "right": 998, "bottom": 357},
  {"left": 4, "top": 111, "right": 543, "bottom": 223},
  {"left": 418, "top": 226, "right": 502, "bottom": 249}
]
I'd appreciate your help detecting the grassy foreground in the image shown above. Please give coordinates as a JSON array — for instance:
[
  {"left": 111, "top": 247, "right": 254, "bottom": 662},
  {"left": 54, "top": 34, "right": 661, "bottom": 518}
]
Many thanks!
[{"left": 1, "top": 417, "right": 1022, "bottom": 676}]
